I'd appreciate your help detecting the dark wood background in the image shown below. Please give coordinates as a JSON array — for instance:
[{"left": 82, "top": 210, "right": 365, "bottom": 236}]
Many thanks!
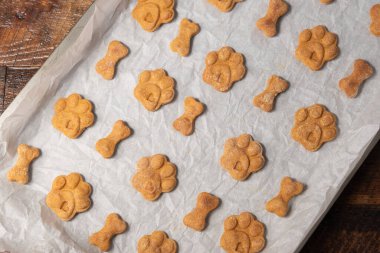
[{"left": 0, "top": 1, "right": 378, "bottom": 252}]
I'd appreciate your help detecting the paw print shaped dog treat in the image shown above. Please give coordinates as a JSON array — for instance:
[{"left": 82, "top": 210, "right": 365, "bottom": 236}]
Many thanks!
[
  {"left": 208, "top": 0, "right": 243, "bottom": 12},
  {"left": 46, "top": 173, "right": 92, "bottom": 221},
  {"left": 96, "top": 41, "right": 129, "bottom": 80},
  {"left": 173, "top": 97, "right": 204, "bottom": 136},
  {"left": 295, "top": 25, "right": 339, "bottom": 71},
  {"left": 132, "top": 0, "right": 175, "bottom": 32},
  {"left": 52, "top": 93, "right": 95, "bottom": 139},
  {"left": 266, "top": 177, "right": 304, "bottom": 217},
  {"left": 370, "top": 4, "right": 380, "bottom": 37},
  {"left": 256, "top": 0, "right": 289, "bottom": 37},
  {"left": 253, "top": 75, "right": 289, "bottom": 112},
  {"left": 138, "top": 231, "right": 177, "bottom": 253},
  {"left": 320, "top": 0, "right": 333, "bottom": 4},
  {"left": 89, "top": 213, "right": 128, "bottom": 252},
  {"left": 134, "top": 69, "right": 176, "bottom": 111},
  {"left": 220, "top": 134, "right": 265, "bottom": 181},
  {"left": 183, "top": 192, "right": 220, "bottom": 231},
  {"left": 220, "top": 212, "right": 266, "bottom": 253},
  {"left": 203, "top": 47, "right": 246, "bottom": 92},
  {"left": 96, "top": 120, "right": 132, "bottom": 158},
  {"left": 170, "top": 18, "right": 200, "bottom": 57},
  {"left": 339, "top": 59, "right": 374, "bottom": 98},
  {"left": 131, "top": 154, "right": 177, "bottom": 201},
  {"left": 7, "top": 144, "right": 40, "bottom": 184},
  {"left": 291, "top": 104, "right": 337, "bottom": 152}
]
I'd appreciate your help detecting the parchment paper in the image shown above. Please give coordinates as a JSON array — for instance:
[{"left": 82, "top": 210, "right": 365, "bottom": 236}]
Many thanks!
[{"left": 0, "top": 0, "right": 379, "bottom": 252}]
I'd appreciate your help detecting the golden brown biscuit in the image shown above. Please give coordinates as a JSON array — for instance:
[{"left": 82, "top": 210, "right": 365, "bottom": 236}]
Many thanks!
[
  {"left": 96, "top": 120, "right": 132, "bottom": 158},
  {"left": 134, "top": 69, "right": 176, "bottom": 111},
  {"left": 266, "top": 177, "right": 304, "bottom": 217},
  {"left": 370, "top": 4, "right": 380, "bottom": 36},
  {"left": 132, "top": 0, "right": 175, "bottom": 32},
  {"left": 220, "top": 134, "right": 265, "bottom": 181},
  {"left": 89, "top": 213, "right": 128, "bottom": 252},
  {"left": 46, "top": 173, "right": 92, "bottom": 221},
  {"left": 170, "top": 18, "right": 200, "bottom": 57},
  {"left": 131, "top": 154, "right": 177, "bottom": 201},
  {"left": 7, "top": 144, "right": 40, "bottom": 184},
  {"left": 138, "top": 231, "right": 177, "bottom": 253},
  {"left": 96, "top": 40, "right": 129, "bottom": 80},
  {"left": 291, "top": 104, "right": 337, "bottom": 152},
  {"left": 320, "top": 0, "right": 333, "bottom": 4},
  {"left": 208, "top": 0, "right": 243, "bottom": 12},
  {"left": 183, "top": 192, "right": 220, "bottom": 231},
  {"left": 339, "top": 59, "right": 374, "bottom": 98},
  {"left": 253, "top": 75, "right": 289, "bottom": 112},
  {"left": 220, "top": 212, "right": 266, "bottom": 253},
  {"left": 203, "top": 47, "right": 246, "bottom": 92},
  {"left": 52, "top": 93, "right": 95, "bottom": 139},
  {"left": 173, "top": 97, "right": 204, "bottom": 136},
  {"left": 295, "top": 25, "right": 339, "bottom": 71},
  {"left": 256, "top": 0, "right": 289, "bottom": 37}
]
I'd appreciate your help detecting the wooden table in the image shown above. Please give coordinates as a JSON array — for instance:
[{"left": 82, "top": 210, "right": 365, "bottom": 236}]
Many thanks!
[{"left": 0, "top": 1, "right": 379, "bottom": 252}]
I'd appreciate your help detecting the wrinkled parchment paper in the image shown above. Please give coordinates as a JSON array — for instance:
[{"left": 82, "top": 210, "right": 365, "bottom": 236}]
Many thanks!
[{"left": 0, "top": 0, "right": 379, "bottom": 252}]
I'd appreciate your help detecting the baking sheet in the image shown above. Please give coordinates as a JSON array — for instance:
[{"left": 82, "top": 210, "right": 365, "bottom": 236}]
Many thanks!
[{"left": 0, "top": 0, "right": 379, "bottom": 252}]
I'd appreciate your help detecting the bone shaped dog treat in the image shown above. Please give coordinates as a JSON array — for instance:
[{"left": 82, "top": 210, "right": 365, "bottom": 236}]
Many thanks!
[
  {"left": 7, "top": 144, "right": 40, "bottom": 184},
  {"left": 256, "top": 0, "right": 289, "bottom": 37},
  {"left": 89, "top": 213, "right": 128, "bottom": 252},
  {"left": 320, "top": 0, "right": 334, "bottom": 4},
  {"left": 96, "top": 120, "right": 132, "bottom": 158},
  {"left": 170, "top": 19, "right": 200, "bottom": 57},
  {"left": 253, "top": 75, "right": 289, "bottom": 112},
  {"left": 173, "top": 97, "right": 204, "bottom": 136},
  {"left": 96, "top": 40, "right": 129, "bottom": 80},
  {"left": 339, "top": 59, "right": 374, "bottom": 98},
  {"left": 266, "top": 177, "right": 304, "bottom": 217},
  {"left": 370, "top": 4, "right": 380, "bottom": 37},
  {"left": 183, "top": 192, "right": 220, "bottom": 231}
]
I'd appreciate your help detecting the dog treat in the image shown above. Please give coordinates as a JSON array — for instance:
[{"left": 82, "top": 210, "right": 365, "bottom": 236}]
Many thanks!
[
  {"left": 134, "top": 69, "right": 176, "bottom": 111},
  {"left": 7, "top": 144, "right": 40, "bottom": 184},
  {"left": 220, "top": 212, "right": 266, "bottom": 253},
  {"left": 173, "top": 97, "right": 204, "bottom": 136},
  {"left": 208, "top": 0, "right": 243, "bottom": 12},
  {"left": 203, "top": 46, "right": 246, "bottom": 92},
  {"left": 339, "top": 59, "right": 374, "bottom": 98},
  {"left": 220, "top": 134, "right": 265, "bottom": 181},
  {"left": 183, "top": 192, "right": 220, "bottom": 231},
  {"left": 253, "top": 75, "right": 289, "bottom": 112},
  {"left": 96, "top": 40, "right": 129, "bottom": 80},
  {"left": 46, "top": 173, "right": 92, "bottom": 221},
  {"left": 132, "top": 0, "right": 175, "bottom": 32},
  {"left": 170, "top": 19, "right": 200, "bottom": 57},
  {"left": 320, "top": 0, "right": 333, "bottom": 4},
  {"left": 96, "top": 120, "right": 132, "bottom": 158},
  {"left": 89, "top": 213, "right": 128, "bottom": 252},
  {"left": 370, "top": 4, "right": 380, "bottom": 36},
  {"left": 256, "top": 0, "right": 289, "bottom": 37},
  {"left": 266, "top": 177, "right": 304, "bottom": 217},
  {"left": 138, "top": 230, "right": 177, "bottom": 253},
  {"left": 295, "top": 25, "right": 339, "bottom": 71},
  {"left": 131, "top": 154, "right": 177, "bottom": 201},
  {"left": 52, "top": 93, "right": 95, "bottom": 139}
]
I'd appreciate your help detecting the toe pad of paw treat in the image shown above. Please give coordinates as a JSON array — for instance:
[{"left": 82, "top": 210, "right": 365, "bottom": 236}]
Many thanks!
[
  {"left": 256, "top": 0, "right": 289, "bottom": 37},
  {"left": 137, "top": 231, "right": 177, "bottom": 253},
  {"left": 7, "top": 144, "right": 40, "bottom": 184},
  {"left": 173, "top": 97, "right": 204, "bottom": 136},
  {"left": 96, "top": 40, "right": 129, "bottom": 80},
  {"left": 170, "top": 18, "right": 200, "bottom": 57}
]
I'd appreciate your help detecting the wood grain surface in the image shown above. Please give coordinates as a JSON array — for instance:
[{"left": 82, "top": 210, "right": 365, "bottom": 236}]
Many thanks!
[{"left": 0, "top": 1, "right": 378, "bottom": 252}]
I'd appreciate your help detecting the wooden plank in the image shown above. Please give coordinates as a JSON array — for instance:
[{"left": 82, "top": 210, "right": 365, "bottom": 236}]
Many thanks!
[{"left": 0, "top": 66, "right": 6, "bottom": 113}]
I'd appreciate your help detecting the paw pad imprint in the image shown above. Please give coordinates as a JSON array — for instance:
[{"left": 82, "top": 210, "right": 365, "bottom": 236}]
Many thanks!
[
  {"left": 132, "top": 0, "right": 175, "bottom": 32},
  {"left": 46, "top": 173, "right": 92, "bottom": 221},
  {"left": 7, "top": 144, "right": 40, "bottom": 184},
  {"left": 256, "top": 0, "right": 289, "bottom": 37},
  {"left": 89, "top": 213, "right": 127, "bottom": 252},
  {"left": 220, "top": 212, "right": 266, "bottom": 253},
  {"left": 370, "top": 4, "right": 380, "bottom": 36},
  {"left": 208, "top": 0, "right": 243, "bottom": 12},
  {"left": 52, "top": 93, "right": 95, "bottom": 139},
  {"left": 96, "top": 40, "right": 129, "bottom": 80},
  {"left": 138, "top": 231, "right": 177, "bottom": 253},
  {"left": 134, "top": 69, "right": 176, "bottom": 111},
  {"left": 183, "top": 192, "right": 220, "bottom": 231},
  {"left": 295, "top": 25, "right": 339, "bottom": 71},
  {"left": 173, "top": 97, "right": 204, "bottom": 136},
  {"left": 203, "top": 46, "right": 246, "bottom": 92},
  {"left": 266, "top": 177, "right": 304, "bottom": 217},
  {"left": 291, "top": 104, "right": 337, "bottom": 151},
  {"left": 170, "top": 18, "right": 200, "bottom": 57},
  {"left": 131, "top": 154, "right": 177, "bottom": 201}
]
